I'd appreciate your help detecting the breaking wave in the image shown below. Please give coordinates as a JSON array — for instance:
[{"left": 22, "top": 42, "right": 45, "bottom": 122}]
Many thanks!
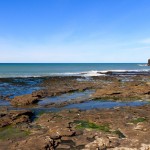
[
  {"left": 138, "top": 64, "right": 148, "bottom": 67},
  {"left": 0, "top": 69, "right": 150, "bottom": 78}
]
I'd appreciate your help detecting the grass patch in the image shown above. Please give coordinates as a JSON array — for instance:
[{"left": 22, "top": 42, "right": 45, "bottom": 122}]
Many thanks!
[
  {"left": 73, "top": 120, "right": 110, "bottom": 132},
  {"left": 0, "top": 126, "right": 30, "bottom": 140},
  {"left": 131, "top": 117, "right": 147, "bottom": 124}
]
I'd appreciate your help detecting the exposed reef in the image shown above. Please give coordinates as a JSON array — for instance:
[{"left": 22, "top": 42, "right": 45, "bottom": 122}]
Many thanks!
[{"left": 0, "top": 75, "right": 150, "bottom": 149}]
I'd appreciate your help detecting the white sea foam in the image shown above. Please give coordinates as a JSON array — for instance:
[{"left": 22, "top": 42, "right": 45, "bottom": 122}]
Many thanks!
[
  {"left": 138, "top": 64, "right": 148, "bottom": 67},
  {"left": 83, "top": 69, "right": 150, "bottom": 76},
  {"left": 82, "top": 71, "right": 102, "bottom": 76},
  {"left": 0, "top": 69, "right": 150, "bottom": 78}
]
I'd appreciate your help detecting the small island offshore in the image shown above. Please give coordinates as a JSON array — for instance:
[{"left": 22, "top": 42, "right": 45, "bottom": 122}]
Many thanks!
[
  {"left": 148, "top": 59, "right": 150, "bottom": 66},
  {"left": 0, "top": 63, "right": 150, "bottom": 150}
]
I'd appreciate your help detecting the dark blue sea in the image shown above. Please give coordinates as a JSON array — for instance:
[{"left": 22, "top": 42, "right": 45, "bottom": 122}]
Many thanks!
[{"left": 0, "top": 63, "right": 149, "bottom": 78}]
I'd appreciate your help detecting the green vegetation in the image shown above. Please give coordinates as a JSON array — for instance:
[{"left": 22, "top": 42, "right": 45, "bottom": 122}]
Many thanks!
[
  {"left": 131, "top": 117, "right": 147, "bottom": 124},
  {"left": 73, "top": 120, "right": 127, "bottom": 138},
  {"left": 73, "top": 120, "right": 110, "bottom": 132},
  {"left": 0, "top": 126, "right": 30, "bottom": 140}
]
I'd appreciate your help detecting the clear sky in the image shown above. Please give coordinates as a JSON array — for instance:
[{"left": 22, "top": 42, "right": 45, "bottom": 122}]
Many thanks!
[{"left": 0, "top": 0, "right": 150, "bottom": 63}]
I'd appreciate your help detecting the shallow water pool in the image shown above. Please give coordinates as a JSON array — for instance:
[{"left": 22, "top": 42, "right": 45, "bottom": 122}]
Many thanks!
[
  {"left": 38, "top": 90, "right": 95, "bottom": 106},
  {"left": 64, "top": 100, "right": 148, "bottom": 110}
]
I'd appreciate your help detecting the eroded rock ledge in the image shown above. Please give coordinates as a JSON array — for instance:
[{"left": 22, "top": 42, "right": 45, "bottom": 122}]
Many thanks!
[
  {"left": 0, "top": 105, "right": 149, "bottom": 149},
  {"left": 10, "top": 76, "right": 150, "bottom": 106}
]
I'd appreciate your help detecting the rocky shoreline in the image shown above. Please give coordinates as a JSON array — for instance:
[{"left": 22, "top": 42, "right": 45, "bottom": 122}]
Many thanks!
[{"left": 0, "top": 75, "right": 150, "bottom": 149}]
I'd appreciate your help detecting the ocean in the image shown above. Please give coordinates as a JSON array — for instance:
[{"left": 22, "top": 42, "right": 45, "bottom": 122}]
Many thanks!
[{"left": 0, "top": 63, "right": 149, "bottom": 78}]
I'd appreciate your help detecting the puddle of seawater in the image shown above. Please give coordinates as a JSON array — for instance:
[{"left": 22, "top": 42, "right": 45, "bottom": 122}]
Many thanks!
[
  {"left": 64, "top": 100, "right": 148, "bottom": 110},
  {"left": 0, "top": 99, "right": 10, "bottom": 106},
  {"left": 1, "top": 99, "right": 148, "bottom": 122},
  {"left": 31, "top": 100, "right": 149, "bottom": 119},
  {"left": 0, "top": 78, "right": 42, "bottom": 99},
  {"left": 38, "top": 90, "right": 95, "bottom": 106},
  {"left": 0, "top": 82, "right": 148, "bottom": 120}
]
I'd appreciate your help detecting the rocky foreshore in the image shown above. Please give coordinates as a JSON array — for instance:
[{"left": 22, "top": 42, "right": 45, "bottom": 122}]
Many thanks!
[
  {"left": 9, "top": 75, "right": 150, "bottom": 107},
  {"left": 0, "top": 105, "right": 150, "bottom": 149},
  {"left": 0, "top": 75, "right": 150, "bottom": 149}
]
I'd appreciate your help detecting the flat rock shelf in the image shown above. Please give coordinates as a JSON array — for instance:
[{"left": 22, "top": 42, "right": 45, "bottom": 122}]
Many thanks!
[{"left": 0, "top": 75, "right": 150, "bottom": 149}]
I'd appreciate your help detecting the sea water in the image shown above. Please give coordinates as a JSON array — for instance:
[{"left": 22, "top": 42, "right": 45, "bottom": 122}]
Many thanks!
[{"left": 0, "top": 63, "right": 149, "bottom": 77}]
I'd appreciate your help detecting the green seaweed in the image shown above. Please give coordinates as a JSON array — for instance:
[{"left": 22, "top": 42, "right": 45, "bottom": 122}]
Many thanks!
[
  {"left": 0, "top": 126, "right": 30, "bottom": 140},
  {"left": 131, "top": 117, "right": 147, "bottom": 124},
  {"left": 73, "top": 120, "right": 110, "bottom": 132}
]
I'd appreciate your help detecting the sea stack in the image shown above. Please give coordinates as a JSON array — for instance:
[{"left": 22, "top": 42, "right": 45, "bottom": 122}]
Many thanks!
[{"left": 148, "top": 59, "right": 150, "bottom": 66}]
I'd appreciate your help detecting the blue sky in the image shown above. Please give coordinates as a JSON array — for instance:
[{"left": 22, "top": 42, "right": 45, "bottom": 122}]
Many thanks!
[{"left": 0, "top": 0, "right": 150, "bottom": 63}]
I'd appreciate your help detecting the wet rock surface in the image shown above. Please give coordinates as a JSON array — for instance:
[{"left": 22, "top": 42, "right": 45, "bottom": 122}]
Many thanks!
[
  {"left": 0, "top": 75, "right": 150, "bottom": 149},
  {"left": 2, "top": 75, "right": 150, "bottom": 107},
  {"left": 6, "top": 75, "right": 150, "bottom": 107},
  {"left": 0, "top": 77, "right": 42, "bottom": 101},
  {"left": 92, "top": 81, "right": 150, "bottom": 101},
  {"left": 6, "top": 76, "right": 95, "bottom": 107}
]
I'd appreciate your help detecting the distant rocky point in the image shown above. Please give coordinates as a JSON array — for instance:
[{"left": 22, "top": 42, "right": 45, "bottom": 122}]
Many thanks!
[{"left": 148, "top": 59, "right": 150, "bottom": 66}]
